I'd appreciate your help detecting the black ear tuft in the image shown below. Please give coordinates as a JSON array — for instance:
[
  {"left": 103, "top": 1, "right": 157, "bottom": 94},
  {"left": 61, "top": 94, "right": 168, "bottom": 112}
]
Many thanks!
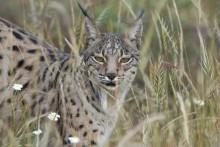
[
  {"left": 77, "top": 1, "right": 93, "bottom": 21},
  {"left": 77, "top": 1, "right": 97, "bottom": 48},
  {"left": 137, "top": 9, "right": 144, "bottom": 21}
]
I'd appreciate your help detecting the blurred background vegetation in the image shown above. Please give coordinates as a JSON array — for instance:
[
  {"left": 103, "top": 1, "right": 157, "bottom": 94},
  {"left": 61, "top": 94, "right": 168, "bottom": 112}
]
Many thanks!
[{"left": 1, "top": 0, "right": 220, "bottom": 146}]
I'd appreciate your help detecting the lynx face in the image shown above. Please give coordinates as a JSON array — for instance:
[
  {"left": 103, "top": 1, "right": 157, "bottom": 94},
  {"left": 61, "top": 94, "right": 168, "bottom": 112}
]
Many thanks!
[
  {"left": 83, "top": 33, "right": 139, "bottom": 89},
  {"left": 81, "top": 12, "right": 143, "bottom": 90}
]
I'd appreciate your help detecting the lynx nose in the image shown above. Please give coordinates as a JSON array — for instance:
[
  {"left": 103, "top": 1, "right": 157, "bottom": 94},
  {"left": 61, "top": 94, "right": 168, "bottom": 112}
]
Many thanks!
[{"left": 106, "top": 73, "right": 116, "bottom": 81}]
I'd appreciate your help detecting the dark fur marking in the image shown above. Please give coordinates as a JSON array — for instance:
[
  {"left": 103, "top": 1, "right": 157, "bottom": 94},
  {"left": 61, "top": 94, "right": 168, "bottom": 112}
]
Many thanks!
[
  {"left": 64, "top": 97, "right": 68, "bottom": 103},
  {"left": 49, "top": 54, "right": 55, "bottom": 61},
  {"left": 63, "top": 140, "right": 68, "bottom": 145},
  {"left": 31, "top": 101, "right": 37, "bottom": 110},
  {"left": 8, "top": 68, "right": 16, "bottom": 76},
  {"left": 18, "top": 28, "right": 28, "bottom": 35},
  {"left": 91, "top": 97, "right": 95, "bottom": 101},
  {"left": 54, "top": 71, "right": 60, "bottom": 87},
  {"left": 57, "top": 91, "right": 61, "bottom": 106},
  {"left": 40, "top": 56, "right": 45, "bottom": 62},
  {"left": 86, "top": 96, "right": 90, "bottom": 102},
  {"left": 91, "top": 140, "right": 97, "bottom": 145},
  {"left": 29, "top": 37, "right": 38, "bottom": 44},
  {"left": 64, "top": 65, "right": 69, "bottom": 71},
  {"left": 51, "top": 98, "right": 55, "bottom": 105},
  {"left": 21, "top": 99, "right": 26, "bottom": 105},
  {"left": 12, "top": 68, "right": 16, "bottom": 74},
  {"left": 75, "top": 113, "right": 80, "bottom": 117},
  {"left": 38, "top": 97, "right": 44, "bottom": 103},
  {"left": 0, "top": 101, "right": 4, "bottom": 108},
  {"left": 67, "top": 87, "right": 70, "bottom": 92},
  {"left": 42, "top": 88, "right": 47, "bottom": 92},
  {"left": 16, "top": 59, "right": 25, "bottom": 68},
  {"left": 131, "top": 71, "right": 136, "bottom": 74},
  {"left": 12, "top": 45, "right": 19, "bottom": 52},
  {"left": 92, "top": 129, "right": 98, "bottom": 133},
  {"left": 42, "top": 67, "right": 48, "bottom": 81},
  {"left": 22, "top": 81, "right": 29, "bottom": 90},
  {"left": 12, "top": 31, "right": 23, "bottom": 40},
  {"left": 8, "top": 70, "right": 11, "bottom": 76},
  {"left": 70, "top": 113, "right": 73, "bottom": 118},
  {"left": 60, "top": 58, "right": 68, "bottom": 68},
  {"left": 32, "top": 93, "right": 37, "bottom": 100},
  {"left": 15, "top": 75, "right": 22, "bottom": 80},
  {"left": 85, "top": 110, "right": 88, "bottom": 115},
  {"left": 48, "top": 81, "right": 53, "bottom": 90},
  {"left": 78, "top": 124, "right": 84, "bottom": 129},
  {"left": 0, "top": 37, "right": 2, "bottom": 42},
  {"left": 7, "top": 98, "right": 11, "bottom": 104},
  {"left": 41, "top": 108, "right": 47, "bottom": 114},
  {"left": 83, "top": 132, "right": 87, "bottom": 137},
  {"left": 24, "top": 65, "right": 33, "bottom": 71},
  {"left": 89, "top": 120, "right": 93, "bottom": 124},
  {"left": 27, "top": 49, "right": 37, "bottom": 54},
  {"left": 89, "top": 81, "right": 98, "bottom": 98},
  {"left": 0, "top": 18, "right": 10, "bottom": 27},
  {"left": 0, "top": 54, "right": 2, "bottom": 59},
  {"left": 70, "top": 99, "right": 76, "bottom": 105},
  {"left": 91, "top": 103, "right": 101, "bottom": 112},
  {"left": 52, "top": 67, "right": 55, "bottom": 72}
]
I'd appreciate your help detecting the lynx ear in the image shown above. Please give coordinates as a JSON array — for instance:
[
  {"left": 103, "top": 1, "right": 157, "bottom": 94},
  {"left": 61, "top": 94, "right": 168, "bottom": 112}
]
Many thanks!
[
  {"left": 84, "top": 18, "right": 97, "bottom": 46},
  {"left": 128, "top": 11, "right": 144, "bottom": 49},
  {"left": 77, "top": 1, "right": 97, "bottom": 47}
]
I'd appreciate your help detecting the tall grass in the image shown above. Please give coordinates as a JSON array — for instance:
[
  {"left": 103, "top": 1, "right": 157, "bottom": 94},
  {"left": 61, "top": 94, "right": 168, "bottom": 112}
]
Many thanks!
[{"left": 1, "top": 0, "right": 220, "bottom": 146}]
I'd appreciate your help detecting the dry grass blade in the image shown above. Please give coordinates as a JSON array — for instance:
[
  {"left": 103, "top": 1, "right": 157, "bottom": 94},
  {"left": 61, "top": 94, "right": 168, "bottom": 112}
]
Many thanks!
[{"left": 117, "top": 113, "right": 165, "bottom": 147}]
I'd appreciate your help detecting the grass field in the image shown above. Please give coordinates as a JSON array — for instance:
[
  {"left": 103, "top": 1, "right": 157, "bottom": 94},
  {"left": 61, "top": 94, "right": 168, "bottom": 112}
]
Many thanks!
[{"left": 1, "top": 0, "right": 220, "bottom": 146}]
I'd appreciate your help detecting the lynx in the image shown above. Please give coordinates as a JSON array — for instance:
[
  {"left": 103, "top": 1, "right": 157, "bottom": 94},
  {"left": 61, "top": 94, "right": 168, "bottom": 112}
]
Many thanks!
[{"left": 0, "top": 3, "right": 143, "bottom": 147}]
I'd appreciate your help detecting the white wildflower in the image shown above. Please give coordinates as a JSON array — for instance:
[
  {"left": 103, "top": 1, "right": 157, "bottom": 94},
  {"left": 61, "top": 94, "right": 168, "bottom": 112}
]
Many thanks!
[
  {"left": 193, "top": 98, "right": 205, "bottom": 106},
  {"left": 12, "top": 84, "right": 23, "bottom": 91},
  {"left": 68, "top": 136, "right": 80, "bottom": 144},
  {"left": 47, "top": 112, "right": 60, "bottom": 121},
  {"left": 32, "top": 129, "right": 42, "bottom": 135}
]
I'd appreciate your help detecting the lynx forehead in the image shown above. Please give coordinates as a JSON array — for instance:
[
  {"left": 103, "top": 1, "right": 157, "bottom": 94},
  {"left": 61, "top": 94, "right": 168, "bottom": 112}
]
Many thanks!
[
  {"left": 0, "top": 3, "right": 143, "bottom": 147},
  {"left": 103, "top": 34, "right": 124, "bottom": 54},
  {"left": 102, "top": 34, "right": 138, "bottom": 54}
]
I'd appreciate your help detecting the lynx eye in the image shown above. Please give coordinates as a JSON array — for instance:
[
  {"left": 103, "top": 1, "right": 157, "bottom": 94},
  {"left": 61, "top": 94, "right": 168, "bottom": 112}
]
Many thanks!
[
  {"left": 92, "top": 56, "right": 105, "bottom": 63},
  {"left": 119, "top": 57, "right": 132, "bottom": 64}
]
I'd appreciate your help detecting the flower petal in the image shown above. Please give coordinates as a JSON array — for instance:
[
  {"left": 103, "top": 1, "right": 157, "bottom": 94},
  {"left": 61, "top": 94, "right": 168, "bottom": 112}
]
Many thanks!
[
  {"left": 68, "top": 136, "right": 80, "bottom": 144},
  {"left": 32, "top": 129, "right": 42, "bottom": 135},
  {"left": 12, "top": 84, "right": 23, "bottom": 91},
  {"left": 47, "top": 112, "right": 60, "bottom": 121}
]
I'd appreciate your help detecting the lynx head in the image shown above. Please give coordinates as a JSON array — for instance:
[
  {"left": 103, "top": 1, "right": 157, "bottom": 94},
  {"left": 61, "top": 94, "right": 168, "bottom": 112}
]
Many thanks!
[{"left": 79, "top": 4, "right": 143, "bottom": 90}]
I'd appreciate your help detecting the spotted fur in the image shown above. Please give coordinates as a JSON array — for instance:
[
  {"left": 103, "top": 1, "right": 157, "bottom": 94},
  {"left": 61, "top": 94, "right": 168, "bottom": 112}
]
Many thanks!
[{"left": 0, "top": 6, "right": 143, "bottom": 147}]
